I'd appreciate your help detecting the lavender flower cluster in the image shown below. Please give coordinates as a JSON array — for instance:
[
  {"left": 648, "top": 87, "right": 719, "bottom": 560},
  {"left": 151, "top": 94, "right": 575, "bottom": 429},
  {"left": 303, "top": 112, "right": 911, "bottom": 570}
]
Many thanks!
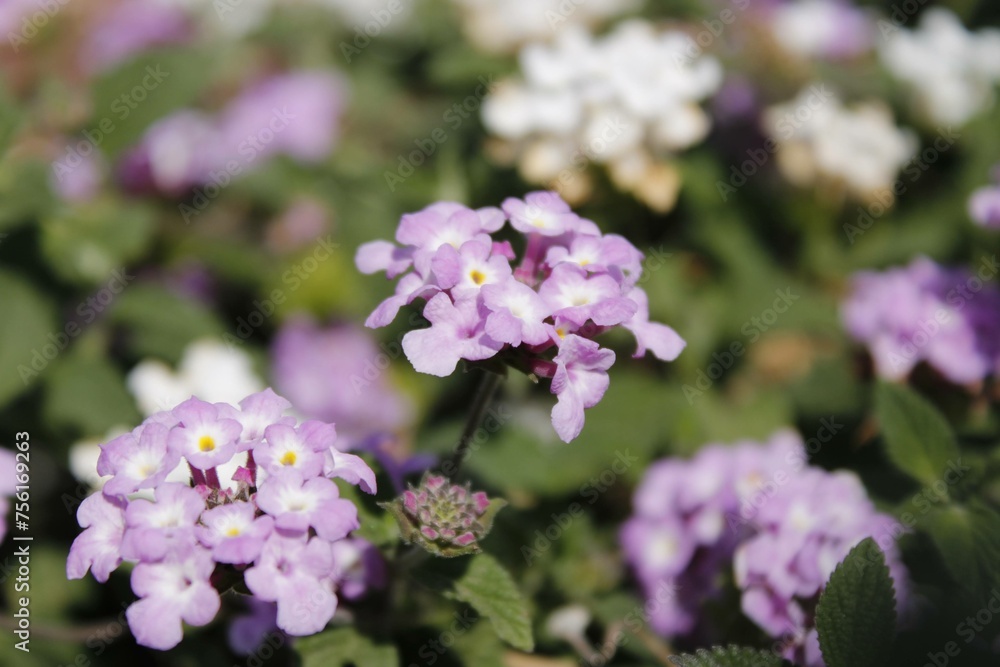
[
  {"left": 841, "top": 256, "right": 1000, "bottom": 385},
  {"left": 355, "top": 191, "right": 686, "bottom": 442},
  {"left": 970, "top": 165, "right": 1000, "bottom": 229},
  {"left": 621, "top": 431, "right": 909, "bottom": 667},
  {"left": 66, "top": 389, "right": 376, "bottom": 650}
]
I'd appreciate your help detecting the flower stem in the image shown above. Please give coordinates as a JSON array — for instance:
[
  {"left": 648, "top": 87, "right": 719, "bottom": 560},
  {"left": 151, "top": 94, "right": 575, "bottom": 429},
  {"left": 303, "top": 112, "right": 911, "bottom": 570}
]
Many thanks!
[{"left": 439, "top": 370, "right": 504, "bottom": 478}]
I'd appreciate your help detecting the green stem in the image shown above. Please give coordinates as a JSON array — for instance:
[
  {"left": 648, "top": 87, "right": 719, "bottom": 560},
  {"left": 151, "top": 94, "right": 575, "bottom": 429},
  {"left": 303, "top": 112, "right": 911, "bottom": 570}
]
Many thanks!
[{"left": 440, "top": 370, "right": 504, "bottom": 478}]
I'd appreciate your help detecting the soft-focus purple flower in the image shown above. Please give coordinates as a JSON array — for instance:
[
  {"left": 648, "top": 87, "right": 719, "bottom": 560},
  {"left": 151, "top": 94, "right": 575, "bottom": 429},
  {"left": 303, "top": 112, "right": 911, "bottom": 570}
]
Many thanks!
[
  {"left": 842, "top": 256, "right": 1000, "bottom": 384},
  {"left": 244, "top": 535, "right": 338, "bottom": 636},
  {"left": 228, "top": 599, "right": 280, "bottom": 656},
  {"left": 197, "top": 503, "right": 274, "bottom": 564},
  {"left": 539, "top": 264, "right": 637, "bottom": 328},
  {"left": 167, "top": 397, "right": 243, "bottom": 470},
  {"left": 401, "top": 293, "right": 504, "bottom": 377},
  {"left": 99, "top": 422, "right": 179, "bottom": 496},
  {"left": 969, "top": 169, "right": 1000, "bottom": 228},
  {"left": 126, "top": 548, "right": 221, "bottom": 650},
  {"left": 271, "top": 317, "right": 414, "bottom": 440},
  {"left": 66, "top": 492, "right": 127, "bottom": 582},
  {"left": 503, "top": 191, "right": 582, "bottom": 236},
  {"left": 80, "top": 1, "right": 191, "bottom": 74},
  {"left": 768, "top": 0, "right": 874, "bottom": 61},
  {"left": 331, "top": 538, "right": 387, "bottom": 600},
  {"left": 121, "top": 483, "right": 204, "bottom": 562},
  {"left": 49, "top": 149, "right": 104, "bottom": 202},
  {"left": 550, "top": 335, "right": 615, "bottom": 442},
  {"left": 255, "top": 472, "right": 358, "bottom": 541}
]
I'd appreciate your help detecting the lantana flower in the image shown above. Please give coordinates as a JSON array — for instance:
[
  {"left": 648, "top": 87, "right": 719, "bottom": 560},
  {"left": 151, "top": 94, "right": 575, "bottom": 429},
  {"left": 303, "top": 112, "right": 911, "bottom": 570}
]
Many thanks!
[
  {"left": 67, "top": 388, "right": 377, "bottom": 650},
  {"left": 356, "top": 191, "right": 686, "bottom": 442}
]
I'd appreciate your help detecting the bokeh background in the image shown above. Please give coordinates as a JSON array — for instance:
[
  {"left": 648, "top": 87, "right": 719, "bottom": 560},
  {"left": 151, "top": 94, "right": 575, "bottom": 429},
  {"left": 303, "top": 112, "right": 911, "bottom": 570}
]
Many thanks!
[{"left": 1, "top": 0, "right": 1000, "bottom": 665}]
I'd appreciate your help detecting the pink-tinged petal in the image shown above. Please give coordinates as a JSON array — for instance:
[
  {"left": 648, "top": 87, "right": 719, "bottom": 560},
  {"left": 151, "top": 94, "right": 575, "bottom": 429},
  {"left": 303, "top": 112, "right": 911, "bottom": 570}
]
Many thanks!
[
  {"left": 127, "top": 597, "right": 184, "bottom": 650},
  {"left": 355, "top": 240, "right": 414, "bottom": 277},
  {"left": 484, "top": 308, "right": 525, "bottom": 346},
  {"left": 313, "top": 498, "right": 360, "bottom": 541},
  {"left": 430, "top": 243, "right": 463, "bottom": 288},
  {"left": 632, "top": 321, "right": 686, "bottom": 361},
  {"left": 476, "top": 206, "right": 506, "bottom": 232},
  {"left": 455, "top": 532, "right": 477, "bottom": 546},
  {"left": 182, "top": 581, "right": 222, "bottom": 627},
  {"left": 325, "top": 451, "right": 377, "bottom": 494},
  {"left": 492, "top": 240, "right": 516, "bottom": 260},
  {"left": 551, "top": 391, "right": 586, "bottom": 443},
  {"left": 276, "top": 579, "right": 337, "bottom": 636},
  {"left": 402, "top": 326, "right": 463, "bottom": 377}
]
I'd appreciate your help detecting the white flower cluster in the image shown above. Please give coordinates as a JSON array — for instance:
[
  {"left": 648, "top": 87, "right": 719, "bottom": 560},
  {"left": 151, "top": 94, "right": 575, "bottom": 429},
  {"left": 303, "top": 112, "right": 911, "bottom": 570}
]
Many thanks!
[
  {"left": 451, "top": 0, "right": 639, "bottom": 54},
  {"left": 482, "top": 21, "right": 722, "bottom": 212},
  {"left": 769, "top": 0, "right": 873, "bottom": 61},
  {"left": 880, "top": 8, "right": 1000, "bottom": 126},
  {"left": 764, "top": 87, "right": 916, "bottom": 201}
]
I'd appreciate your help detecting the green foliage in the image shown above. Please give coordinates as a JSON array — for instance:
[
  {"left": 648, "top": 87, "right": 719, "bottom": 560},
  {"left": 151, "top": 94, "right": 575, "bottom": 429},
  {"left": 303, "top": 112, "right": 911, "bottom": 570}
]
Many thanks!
[
  {"left": 670, "top": 645, "right": 789, "bottom": 666},
  {"left": 815, "top": 538, "right": 897, "bottom": 667},
  {"left": 43, "top": 351, "right": 139, "bottom": 436},
  {"left": 923, "top": 502, "right": 1000, "bottom": 596},
  {"left": 875, "top": 382, "right": 961, "bottom": 487},
  {"left": 109, "top": 284, "right": 224, "bottom": 362},
  {"left": 0, "top": 269, "right": 57, "bottom": 406},
  {"left": 294, "top": 627, "right": 398, "bottom": 667}
]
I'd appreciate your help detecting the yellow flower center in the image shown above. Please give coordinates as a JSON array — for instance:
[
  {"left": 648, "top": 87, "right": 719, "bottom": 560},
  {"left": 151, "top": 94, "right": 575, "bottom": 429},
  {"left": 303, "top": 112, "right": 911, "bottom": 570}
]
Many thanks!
[
  {"left": 198, "top": 435, "right": 216, "bottom": 452},
  {"left": 280, "top": 451, "right": 298, "bottom": 466},
  {"left": 555, "top": 328, "right": 567, "bottom": 339},
  {"left": 469, "top": 270, "right": 486, "bottom": 285},
  {"left": 226, "top": 527, "right": 241, "bottom": 537}
]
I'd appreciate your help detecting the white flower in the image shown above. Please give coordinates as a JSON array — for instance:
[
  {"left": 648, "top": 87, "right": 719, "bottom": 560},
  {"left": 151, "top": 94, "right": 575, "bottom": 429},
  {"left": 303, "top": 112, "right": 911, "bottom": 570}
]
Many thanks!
[
  {"left": 770, "top": 0, "right": 874, "bottom": 60},
  {"left": 481, "top": 21, "right": 721, "bottom": 211},
  {"left": 764, "top": 86, "right": 916, "bottom": 200},
  {"left": 880, "top": 8, "right": 1000, "bottom": 126}
]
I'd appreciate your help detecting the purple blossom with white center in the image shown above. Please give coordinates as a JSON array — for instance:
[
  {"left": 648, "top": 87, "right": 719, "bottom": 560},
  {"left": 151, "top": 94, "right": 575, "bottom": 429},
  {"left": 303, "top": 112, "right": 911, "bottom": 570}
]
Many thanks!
[
  {"left": 66, "top": 388, "right": 374, "bottom": 650},
  {"left": 255, "top": 472, "right": 359, "bottom": 541},
  {"left": 126, "top": 548, "right": 220, "bottom": 651},
  {"left": 550, "top": 335, "right": 615, "bottom": 442},
  {"left": 244, "top": 534, "right": 338, "bottom": 636},
  {"left": 98, "top": 421, "right": 179, "bottom": 496},
  {"left": 197, "top": 503, "right": 274, "bottom": 564},
  {"left": 167, "top": 397, "right": 243, "bottom": 471},
  {"left": 841, "top": 256, "right": 1000, "bottom": 384},
  {"left": 120, "top": 483, "right": 204, "bottom": 562},
  {"left": 357, "top": 191, "right": 685, "bottom": 442},
  {"left": 66, "top": 492, "right": 127, "bottom": 583},
  {"left": 969, "top": 167, "right": 1000, "bottom": 229},
  {"left": 401, "top": 293, "right": 504, "bottom": 377},
  {"left": 622, "top": 431, "right": 910, "bottom": 662}
]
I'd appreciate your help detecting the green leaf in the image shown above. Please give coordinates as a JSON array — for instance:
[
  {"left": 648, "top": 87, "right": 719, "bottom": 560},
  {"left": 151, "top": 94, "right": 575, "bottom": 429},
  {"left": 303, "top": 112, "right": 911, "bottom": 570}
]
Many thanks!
[
  {"left": 43, "top": 353, "right": 140, "bottom": 435},
  {"left": 669, "top": 645, "right": 789, "bottom": 666},
  {"left": 815, "top": 538, "right": 897, "bottom": 667},
  {"left": 875, "top": 382, "right": 960, "bottom": 487},
  {"left": 0, "top": 270, "right": 56, "bottom": 407},
  {"left": 434, "top": 553, "right": 534, "bottom": 652},
  {"left": 110, "top": 284, "right": 224, "bottom": 362},
  {"left": 924, "top": 502, "right": 1000, "bottom": 595},
  {"left": 294, "top": 627, "right": 398, "bottom": 667}
]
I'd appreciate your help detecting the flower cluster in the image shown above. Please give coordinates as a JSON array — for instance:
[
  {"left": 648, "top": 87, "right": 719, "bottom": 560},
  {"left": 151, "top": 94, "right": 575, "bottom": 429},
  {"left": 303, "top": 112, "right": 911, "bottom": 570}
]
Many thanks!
[
  {"left": 969, "top": 166, "right": 1000, "bottom": 229},
  {"left": 355, "top": 191, "right": 686, "bottom": 442},
  {"left": 119, "top": 71, "right": 344, "bottom": 196},
  {"left": 381, "top": 473, "right": 504, "bottom": 557},
  {"left": 66, "top": 389, "right": 377, "bottom": 650},
  {"left": 622, "top": 431, "right": 909, "bottom": 666},
  {"left": 481, "top": 22, "right": 722, "bottom": 212},
  {"left": 763, "top": 87, "right": 916, "bottom": 202},
  {"left": 450, "top": 0, "right": 637, "bottom": 54},
  {"left": 880, "top": 8, "right": 1000, "bottom": 126},
  {"left": 841, "top": 256, "right": 1000, "bottom": 385}
]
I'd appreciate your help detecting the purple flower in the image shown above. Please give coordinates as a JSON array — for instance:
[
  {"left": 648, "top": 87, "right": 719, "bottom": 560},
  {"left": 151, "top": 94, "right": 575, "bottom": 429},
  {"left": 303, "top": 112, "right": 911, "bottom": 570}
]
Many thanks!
[
  {"left": 331, "top": 538, "right": 387, "bottom": 600},
  {"left": 98, "top": 422, "right": 179, "bottom": 496},
  {"left": 126, "top": 548, "right": 220, "bottom": 650},
  {"left": 167, "top": 397, "right": 243, "bottom": 471},
  {"left": 229, "top": 388, "right": 294, "bottom": 451},
  {"left": 67, "top": 492, "right": 127, "bottom": 582},
  {"left": 121, "top": 483, "right": 204, "bottom": 562},
  {"left": 401, "top": 293, "right": 504, "bottom": 377},
  {"left": 842, "top": 256, "right": 1000, "bottom": 384},
  {"left": 270, "top": 317, "right": 414, "bottom": 441},
  {"left": 357, "top": 191, "right": 685, "bottom": 442},
  {"left": 550, "top": 335, "right": 615, "bottom": 442},
  {"left": 80, "top": 1, "right": 191, "bottom": 74},
  {"left": 255, "top": 472, "right": 359, "bottom": 541},
  {"left": 255, "top": 423, "right": 327, "bottom": 479},
  {"left": 323, "top": 449, "right": 378, "bottom": 495},
  {"left": 481, "top": 279, "right": 551, "bottom": 346},
  {"left": 197, "top": 503, "right": 274, "bottom": 564},
  {"left": 228, "top": 599, "right": 280, "bottom": 656},
  {"left": 969, "top": 168, "right": 1000, "bottom": 228},
  {"left": 244, "top": 535, "right": 338, "bottom": 635}
]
